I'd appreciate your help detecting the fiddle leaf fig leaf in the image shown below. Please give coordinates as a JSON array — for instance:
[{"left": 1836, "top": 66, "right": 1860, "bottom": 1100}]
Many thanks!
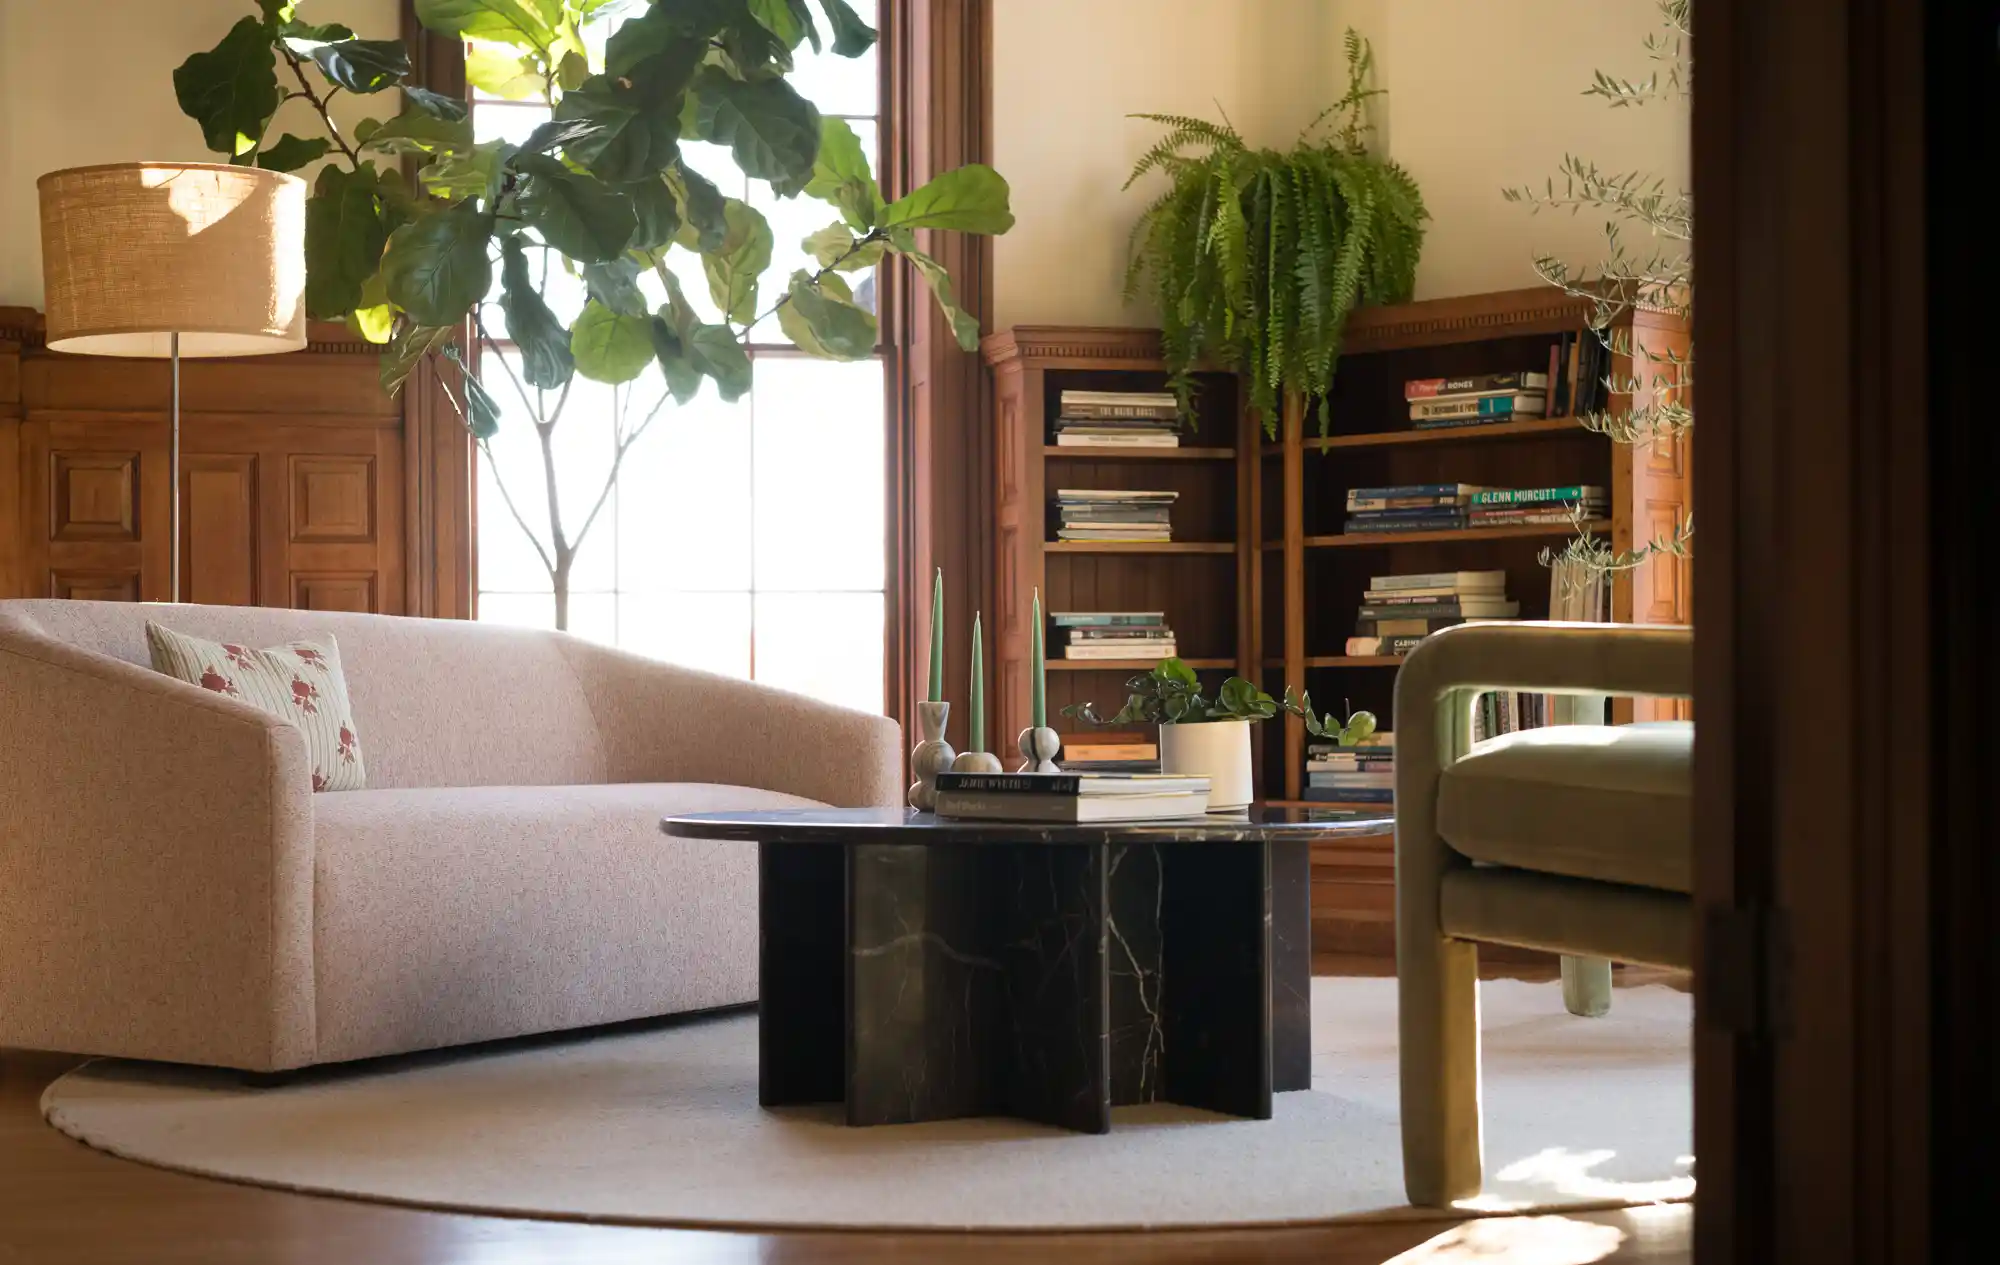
[
  {"left": 894, "top": 239, "right": 981, "bottom": 351},
  {"left": 570, "top": 299, "right": 656, "bottom": 384},
  {"left": 256, "top": 133, "right": 331, "bottom": 173},
  {"left": 777, "top": 270, "right": 876, "bottom": 360},
  {"left": 625, "top": 176, "right": 681, "bottom": 252},
  {"left": 882, "top": 164, "right": 1015, "bottom": 234},
  {"left": 347, "top": 273, "right": 395, "bottom": 345},
  {"left": 381, "top": 322, "right": 457, "bottom": 395},
  {"left": 499, "top": 236, "right": 574, "bottom": 389},
  {"left": 513, "top": 152, "right": 636, "bottom": 262},
  {"left": 804, "top": 222, "right": 886, "bottom": 271},
  {"left": 687, "top": 324, "right": 752, "bottom": 400},
  {"left": 749, "top": 0, "right": 819, "bottom": 50},
  {"left": 305, "top": 38, "right": 411, "bottom": 93},
  {"left": 554, "top": 58, "right": 696, "bottom": 183},
  {"left": 304, "top": 165, "right": 390, "bottom": 320},
  {"left": 648, "top": 317, "right": 706, "bottom": 404},
  {"left": 670, "top": 159, "right": 729, "bottom": 252},
  {"left": 380, "top": 200, "right": 495, "bottom": 327},
  {"left": 581, "top": 257, "right": 649, "bottom": 318},
  {"left": 411, "top": 0, "right": 559, "bottom": 49},
  {"left": 173, "top": 16, "right": 281, "bottom": 158},
  {"left": 692, "top": 67, "right": 821, "bottom": 194},
  {"left": 463, "top": 40, "right": 543, "bottom": 99},
  {"left": 420, "top": 140, "right": 513, "bottom": 202},
  {"left": 402, "top": 85, "right": 469, "bottom": 122},
  {"left": 359, "top": 108, "right": 475, "bottom": 159},
  {"left": 802, "top": 117, "right": 882, "bottom": 230},
  {"left": 458, "top": 362, "right": 504, "bottom": 438},
  {"left": 819, "top": 0, "right": 877, "bottom": 56},
  {"left": 703, "top": 200, "right": 774, "bottom": 324}
]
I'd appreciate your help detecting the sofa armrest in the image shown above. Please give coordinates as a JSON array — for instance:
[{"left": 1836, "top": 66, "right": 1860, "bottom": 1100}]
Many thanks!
[
  {"left": 560, "top": 641, "right": 903, "bottom": 807},
  {"left": 0, "top": 618, "right": 315, "bottom": 1070}
]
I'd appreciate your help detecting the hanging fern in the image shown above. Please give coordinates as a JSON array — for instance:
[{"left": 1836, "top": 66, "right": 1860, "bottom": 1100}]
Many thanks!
[{"left": 1124, "top": 31, "right": 1427, "bottom": 436}]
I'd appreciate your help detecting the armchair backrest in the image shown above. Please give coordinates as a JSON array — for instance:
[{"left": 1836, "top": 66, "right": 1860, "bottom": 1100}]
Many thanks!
[{"left": 0, "top": 601, "right": 609, "bottom": 789}]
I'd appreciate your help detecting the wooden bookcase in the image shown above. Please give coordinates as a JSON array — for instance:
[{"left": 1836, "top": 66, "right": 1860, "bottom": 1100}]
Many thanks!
[
  {"left": 985, "top": 288, "right": 1691, "bottom": 955},
  {"left": 982, "top": 328, "right": 1258, "bottom": 761}
]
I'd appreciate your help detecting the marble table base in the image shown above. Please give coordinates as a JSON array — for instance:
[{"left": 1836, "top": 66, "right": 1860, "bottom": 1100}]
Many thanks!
[{"left": 758, "top": 838, "right": 1310, "bottom": 1133}]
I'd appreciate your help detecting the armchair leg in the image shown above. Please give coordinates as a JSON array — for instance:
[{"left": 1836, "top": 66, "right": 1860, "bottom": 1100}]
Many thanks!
[
  {"left": 1399, "top": 932, "right": 1484, "bottom": 1206},
  {"left": 1561, "top": 955, "right": 1613, "bottom": 1017}
]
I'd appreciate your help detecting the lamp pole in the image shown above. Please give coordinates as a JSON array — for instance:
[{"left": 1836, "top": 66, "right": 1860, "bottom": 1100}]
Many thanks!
[{"left": 169, "top": 331, "right": 180, "bottom": 603}]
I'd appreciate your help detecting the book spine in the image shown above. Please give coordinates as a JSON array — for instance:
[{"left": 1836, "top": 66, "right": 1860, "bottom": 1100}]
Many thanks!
[
  {"left": 1356, "top": 602, "right": 1503, "bottom": 619},
  {"left": 1345, "top": 507, "right": 1471, "bottom": 522},
  {"left": 1051, "top": 616, "right": 1167, "bottom": 627},
  {"left": 1409, "top": 396, "right": 1542, "bottom": 420},
  {"left": 1544, "top": 340, "right": 1563, "bottom": 416},
  {"left": 1059, "top": 405, "right": 1181, "bottom": 420},
  {"left": 1469, "top": 485, "right": 1606, "bottom": 506},
  {"left": 1408, "top": 415, "right": 1523, "bottom": 432},
  {"left": 934, "top": 773, "right": 1082, "bottom": 794},
  {"left": 1403, "top": 371, "right": 1548, "bottom": 400},
  {"left": 1553, "top": 332, "right": 1575, "bottom": 416},
  {"left": 1346, "top": 484, "right": 1475, "bottom": 499},
  {"left": 1344, "top": 496, "right": 1464, "bottom": 511}
]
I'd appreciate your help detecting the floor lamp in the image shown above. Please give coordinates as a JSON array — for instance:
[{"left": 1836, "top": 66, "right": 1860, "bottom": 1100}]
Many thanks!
[{"left": 37, "top": 162, "right": 307, "bottom": 602}]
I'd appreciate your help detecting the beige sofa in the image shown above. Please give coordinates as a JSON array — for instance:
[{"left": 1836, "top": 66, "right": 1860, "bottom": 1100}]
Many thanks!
[{"left": 0, "top": 601, "right": 901, "bottom": 1073}]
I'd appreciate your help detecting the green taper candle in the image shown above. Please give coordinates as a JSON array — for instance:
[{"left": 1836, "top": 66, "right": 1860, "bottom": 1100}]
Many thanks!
[
  {"left": 927, "top": 568, "right": 944, "bottom": 702},
  {"left": 969, "top": 611, "right": 986, "bottom": 752},
  {"left": 1030, "top": 588, "right": 1045, "bottom": 728}
]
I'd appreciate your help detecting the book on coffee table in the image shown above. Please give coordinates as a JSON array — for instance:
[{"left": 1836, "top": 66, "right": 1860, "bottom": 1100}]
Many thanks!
[{"left": 933, "top": 771, "right": 1211, "bottom": 822}]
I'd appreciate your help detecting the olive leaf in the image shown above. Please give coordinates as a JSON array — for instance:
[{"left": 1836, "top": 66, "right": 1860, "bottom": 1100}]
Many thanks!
[{"left": 173, "top": 16, "right": 280, "bottom": 158}]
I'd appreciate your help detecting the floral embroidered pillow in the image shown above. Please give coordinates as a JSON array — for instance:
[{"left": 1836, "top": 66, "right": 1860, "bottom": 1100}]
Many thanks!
[{"left": 145, "top": 623, "right": 366, "bottom": 792}]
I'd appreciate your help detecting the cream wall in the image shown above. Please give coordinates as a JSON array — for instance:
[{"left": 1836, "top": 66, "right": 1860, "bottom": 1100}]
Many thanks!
[
  {"left": 0, "top": 0, "right": 400, "bottom": 309},
  {"left": 991, "top": 0, "right": 1688, "bottom": 326}
]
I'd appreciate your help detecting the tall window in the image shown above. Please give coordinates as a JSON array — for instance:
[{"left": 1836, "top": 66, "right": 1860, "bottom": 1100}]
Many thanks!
[{"left": 470, "top": 6, "right": 887, "bottom": 715}]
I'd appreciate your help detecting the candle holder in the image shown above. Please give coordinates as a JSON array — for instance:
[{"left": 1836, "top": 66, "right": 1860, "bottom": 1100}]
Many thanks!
[
  {"left": 1016, "top": 726, "right": 1060, "bottom": 774},
  {"left": 908, "top": 701, "right": 956, "bottom": 810},
  {"left": 951, "top": 749, "right": 1004, "bottom": 774}
]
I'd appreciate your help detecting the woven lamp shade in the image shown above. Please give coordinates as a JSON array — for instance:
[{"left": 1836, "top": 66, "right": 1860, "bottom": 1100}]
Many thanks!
[{"left": 38, "top": 162, "right": 307, "bottom": 359}]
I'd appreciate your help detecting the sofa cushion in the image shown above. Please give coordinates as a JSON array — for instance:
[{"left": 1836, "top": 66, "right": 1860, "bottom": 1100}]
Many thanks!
[
  {"left": 147, "top": 622, "right": 365, "bottom": 791},
  {"left": 310, "top": 782, "right": 816, "bottom": 1064},
  {"left": 1436, "top": 721, "right": 1692, "bottom": 894}
]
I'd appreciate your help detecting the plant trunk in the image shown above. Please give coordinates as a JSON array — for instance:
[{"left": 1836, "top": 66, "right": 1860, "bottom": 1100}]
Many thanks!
[{"left": 552, "top": 554, "right": 571, "bottom": 632}]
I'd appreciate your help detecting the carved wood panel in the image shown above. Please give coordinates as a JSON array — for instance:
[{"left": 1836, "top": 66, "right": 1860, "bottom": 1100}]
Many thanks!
[{"left": 0, "top": 308, "right": 412, "bottom": 615}]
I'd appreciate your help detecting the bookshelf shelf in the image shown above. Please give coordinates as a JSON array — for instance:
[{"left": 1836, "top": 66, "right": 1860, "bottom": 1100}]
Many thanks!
[
  {"left": 1043, "top": 445, "right": 1236, "bottom": 461},
  {"left": 1047, "top": 657, "right": 1234, "bottom": 672},
  {"left": 1258, "top": 417, "right": 1586, "bottom": 455},
  {"left": 1044, "top": 540, "right": 1237, "bottom": 555},
  {"left": 1295, "top": 521, "right": 1612, "bottom": 550}
]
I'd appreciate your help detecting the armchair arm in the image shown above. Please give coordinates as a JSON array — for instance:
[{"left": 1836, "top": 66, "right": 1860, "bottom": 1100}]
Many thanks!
[
  {"left": 560, "top": 640, "right": 902, "bottom": 807},
  {"left": 1393, "top": 621, "right": 1694, "bottom": 946},
  {"left": 0, "top": 616, "right": 315, "bottom": 1070}
]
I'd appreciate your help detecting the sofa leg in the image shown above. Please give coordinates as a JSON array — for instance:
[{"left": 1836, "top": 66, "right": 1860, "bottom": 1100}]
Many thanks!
[
  {"left": 1399, "top": 932, "right": 1483, "bottom": 1206},
  {"left": 1561, "top": 955, "right": 1613, "bottom": 1017}
]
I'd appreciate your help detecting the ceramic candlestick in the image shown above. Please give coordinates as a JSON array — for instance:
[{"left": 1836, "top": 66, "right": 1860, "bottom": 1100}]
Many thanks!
[
  {"left": 908, "top": 701, "right": 956, "bottom": 810},
  {"left": 950, "top": 750, "right": 1004, "bottom": 774},
  {"left": 1016, "top": 725, "right": 1060, "bottom": 774}
]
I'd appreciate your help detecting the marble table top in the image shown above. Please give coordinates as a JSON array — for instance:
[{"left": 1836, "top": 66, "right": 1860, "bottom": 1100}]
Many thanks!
[{"left": 662, "top": 804, "right": 1392, "bottom": 846}]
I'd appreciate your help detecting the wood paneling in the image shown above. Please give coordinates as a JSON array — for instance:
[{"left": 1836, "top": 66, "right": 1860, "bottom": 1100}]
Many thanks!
[{"left": 0, "top": 308, "right": 420, "bottom": 616}]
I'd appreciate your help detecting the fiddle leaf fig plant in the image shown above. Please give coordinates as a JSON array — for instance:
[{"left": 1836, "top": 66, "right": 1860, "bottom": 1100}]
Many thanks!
[
  {"left": 1063, "top": 658, "right": 1377, "bottom": 744},
  {"left": 172, "top": 0, "right": 1014, "bottom": 630}
]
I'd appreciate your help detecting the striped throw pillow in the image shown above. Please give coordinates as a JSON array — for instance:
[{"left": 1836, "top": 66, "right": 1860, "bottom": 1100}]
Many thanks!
[{"left": 146, "top": 622, "right": 366, "bottom": 792}]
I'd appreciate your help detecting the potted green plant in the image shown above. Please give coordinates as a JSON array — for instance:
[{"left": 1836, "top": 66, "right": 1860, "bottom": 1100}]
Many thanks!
[
  {"left": 1064, "top": 659, "right": 1375, "bottom": 810},
  {"left": 1123, "top": 31, "right": 1427, "bottom": 435}
]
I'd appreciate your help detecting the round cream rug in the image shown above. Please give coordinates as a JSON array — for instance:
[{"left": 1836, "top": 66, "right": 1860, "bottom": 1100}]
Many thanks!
[{"left": 41, "top": 977, "right": 1693, "bottom": 1231}]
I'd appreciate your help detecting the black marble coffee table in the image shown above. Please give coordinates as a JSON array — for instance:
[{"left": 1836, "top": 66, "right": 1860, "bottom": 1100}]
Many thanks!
[{"left": 661, "top": 805, "right": 1390, "bottom": 1134}]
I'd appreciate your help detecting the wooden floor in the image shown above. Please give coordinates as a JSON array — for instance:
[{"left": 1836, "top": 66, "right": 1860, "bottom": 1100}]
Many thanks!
[{"left": 0, "top": 957, "right": 1691, "bottom": 1265}]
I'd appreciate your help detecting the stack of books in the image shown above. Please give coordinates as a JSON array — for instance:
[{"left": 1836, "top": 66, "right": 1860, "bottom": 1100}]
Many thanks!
[
  {"left": 1304, "top": 735, "right": 1395, "bottom": 804},
  {"left": 1343, "top": 483, "right": 1488, "bottom": 535},
  {"left": 1346, "top": 570, "right": 1517, "bottom": 657},
  {"left": 1051, "top": 610, "right": 1177, "bottom": 661},
  {"left": 1466, "top": 485, "right": 1608, "bottom": 528},
  {"left": 1053, "top": 390, "right": 1182, "bottom": 448},
  {"left": 1405, "top": 370, "right": 1549, "bottom": 430},
  {"left": 1054, "top": 489, "right": 1177, "bottom": 543},
  {"left": 1058, "top": 734, "right": 1161, "bottom": 774},
  {"left": 934, "top": 771, "right": 1210, "bottom": 822}
]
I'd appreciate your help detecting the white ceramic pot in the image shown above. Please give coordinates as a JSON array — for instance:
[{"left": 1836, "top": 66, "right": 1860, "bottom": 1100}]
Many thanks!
[{"left": 1159, "top": 720, "right": 1255, "bottom": 811}]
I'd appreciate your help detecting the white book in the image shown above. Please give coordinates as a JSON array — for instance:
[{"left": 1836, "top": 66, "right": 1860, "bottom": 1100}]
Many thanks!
[
  {"left": 1369, "top": 570, "right": 1507, "bottom": 593},
  {"left": 1064, "top": 642, "right": 1177, "bottom": 659},
  {"left": 1055, "top": 433, "right": 1180, "bottom": 447}
]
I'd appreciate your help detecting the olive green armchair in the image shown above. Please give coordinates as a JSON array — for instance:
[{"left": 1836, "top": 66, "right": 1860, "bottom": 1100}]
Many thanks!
[{"left": 1394, "top": 621, "right": 1694, "bottom": 1206}]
